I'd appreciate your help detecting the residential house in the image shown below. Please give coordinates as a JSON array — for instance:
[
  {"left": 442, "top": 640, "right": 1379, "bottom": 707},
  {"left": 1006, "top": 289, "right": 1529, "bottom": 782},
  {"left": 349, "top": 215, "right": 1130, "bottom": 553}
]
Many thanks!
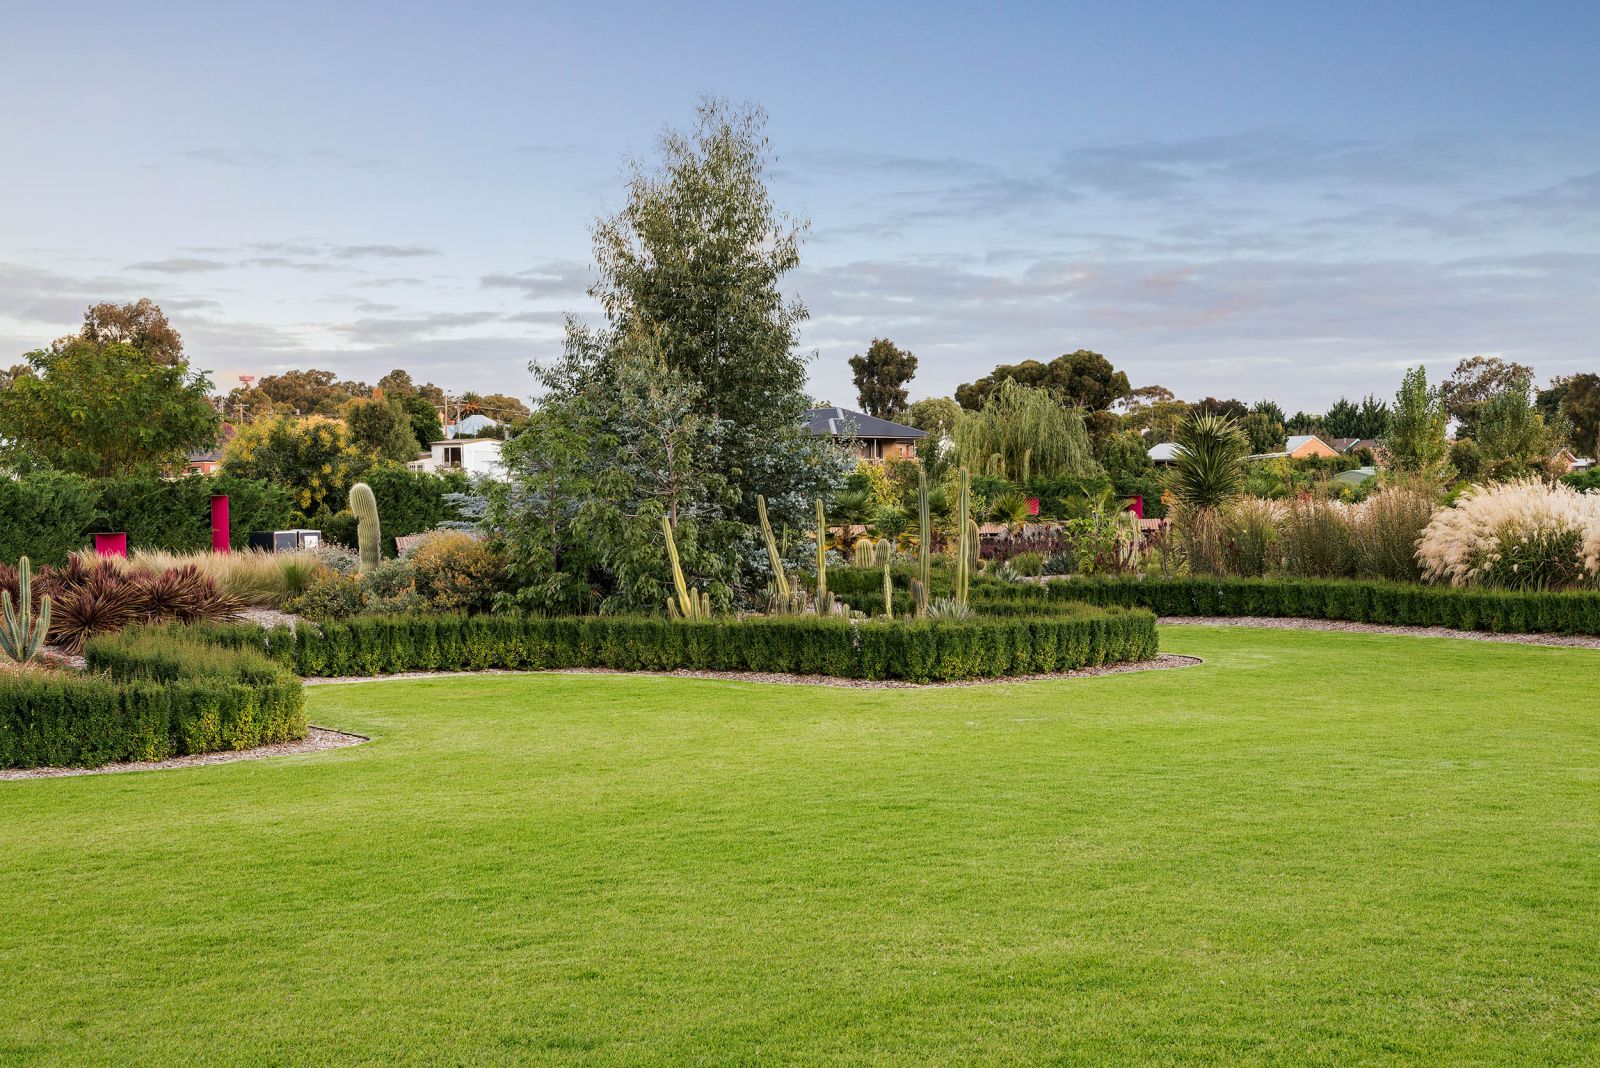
[
  {"left": 1328, "top": 437, "right": 1389, "bottom": 463},
  {"left": 408, "top": 437, "right": 506, "bottom": 479},
  {"left": 444, "top": 413, "right": 502, "bottom": 439},
  {"left": 804, "top": 406, "right": 926, "bottom": 462},
  {"left": 1248, "top": 434, "right": 1341, "bottom": 461},
  {"left": 1147, "top": 441, "right": 1179, "bottom": 467},
  {"left": 185, "top": 448, "right": 224, "bottom": 475},
  {"left": 1551, "top": 448, "right": 1595, "bottom": 474}
]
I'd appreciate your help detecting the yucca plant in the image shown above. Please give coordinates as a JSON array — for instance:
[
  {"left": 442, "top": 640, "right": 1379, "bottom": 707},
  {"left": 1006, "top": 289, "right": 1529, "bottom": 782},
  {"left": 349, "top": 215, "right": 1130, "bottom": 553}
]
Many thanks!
[
  {"left": 1168, "top": 411, "right": 1250, "bottom": 509},
  {"left": 1, "top": 556, "right": 51, "bottom": 663}
]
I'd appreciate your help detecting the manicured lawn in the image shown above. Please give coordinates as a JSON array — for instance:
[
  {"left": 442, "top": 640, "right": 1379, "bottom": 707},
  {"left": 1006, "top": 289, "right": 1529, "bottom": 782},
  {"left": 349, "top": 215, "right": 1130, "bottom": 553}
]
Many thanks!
[{"left": 2, "top": 627, "right": 1598, "bottom": 1065}]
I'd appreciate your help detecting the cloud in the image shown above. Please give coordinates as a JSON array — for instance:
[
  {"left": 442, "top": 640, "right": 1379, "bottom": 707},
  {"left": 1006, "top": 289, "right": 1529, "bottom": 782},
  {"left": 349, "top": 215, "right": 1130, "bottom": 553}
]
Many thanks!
[
  {"left": 125, "top": 257, "right": 229, "bottom": 274},
  {"left": 180, "top": 146, "right": 284, "bottom": 167},
  {"left": 330, "top": 244, "right": 439, "bottom": 260},
  {"left": 480, "top": 261, "right": 592, "bottom": 299},
  {"left": 332, "top": 311, "right": 509, "bottom": 345}
]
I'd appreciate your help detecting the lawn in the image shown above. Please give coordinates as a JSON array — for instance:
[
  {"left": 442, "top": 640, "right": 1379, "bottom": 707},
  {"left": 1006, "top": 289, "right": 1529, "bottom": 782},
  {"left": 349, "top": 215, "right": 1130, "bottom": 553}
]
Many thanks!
[{"left": 2, "top": 627, "right": 1597, "bottom": 1066}]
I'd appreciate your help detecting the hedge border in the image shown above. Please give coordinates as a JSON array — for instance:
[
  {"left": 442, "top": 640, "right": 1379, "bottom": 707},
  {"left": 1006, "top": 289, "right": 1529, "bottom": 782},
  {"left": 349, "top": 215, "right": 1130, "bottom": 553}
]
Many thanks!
[
  {"left": 1, "top": 629, "right": 305, "bottom": 769},
  {"left": 197, "top": 609, "right": 1159, "bottom": 684}
]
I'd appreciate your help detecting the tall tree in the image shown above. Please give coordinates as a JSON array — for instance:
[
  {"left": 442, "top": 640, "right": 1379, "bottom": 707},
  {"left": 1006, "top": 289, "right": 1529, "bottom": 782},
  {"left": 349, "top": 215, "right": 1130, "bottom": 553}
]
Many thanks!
[
  {"left": 952, "top": 379, "right": 1101, "bottom": 482},
  {"left": 345, "top": 395, "right": 425, "bottom": 463},
  {"left": 1442, "top": 355, "right": 1535, "bottom": 431},
  {"left": 848, "top": 338, "right": 918, "bottom": 419},
  {"left": 579, "top": 96, "right": 842, "bottom": 530},
  {"left": 58, "top": 298, "right": 185, "bottom": 365},
  {"left": 955, "top": 350, "right": 1129, "bottom": 413},
  {"left": 1557, "top": 373, "right": 1600, "bottom": 457},
  {"left": 229, "top": 369, "right": 369, "bottom": 418},
  {"left": 1385, "top": 366, "right": 1451, "bottom": 480},
  {"left": 903, "top": 396, "right": 962, "bottom": 438},
  {"left": 220, "top": 414, "right": 361, "bottom": 514},
  {"left": 1241, "top": 411, "right": 1286, "bottom": 455},
  {"left": 1119, "top": 385, "right": 1190, "bottom": 443},
  {"left": 1323, "top": 395, "right": 1391, "bottom": 439},
  {"left": 1474, "top": 375, "right": 1553, "bottom": 481},
  {"left": 0, "top": 339, "right": 218, "bottom": 477}
]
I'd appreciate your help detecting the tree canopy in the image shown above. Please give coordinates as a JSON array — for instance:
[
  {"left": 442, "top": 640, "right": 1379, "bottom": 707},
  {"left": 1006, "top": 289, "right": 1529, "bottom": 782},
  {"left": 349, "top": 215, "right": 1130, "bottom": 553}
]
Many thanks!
[
  {"left": 955, "top": 350, "right": 1130, "bottom": 414},
  {"left": 952, "top": 379, "right": 1102, "bottom": 483},
  {"left": 848, "top": 338, "right": 918, "bottom": 419}
]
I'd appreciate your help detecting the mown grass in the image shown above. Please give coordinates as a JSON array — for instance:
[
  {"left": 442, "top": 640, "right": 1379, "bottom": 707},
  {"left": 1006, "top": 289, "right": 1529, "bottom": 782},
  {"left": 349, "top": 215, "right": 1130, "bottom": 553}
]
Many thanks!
[{"left": 2, "top": 627, "right": 1597, "bottom": 1065}]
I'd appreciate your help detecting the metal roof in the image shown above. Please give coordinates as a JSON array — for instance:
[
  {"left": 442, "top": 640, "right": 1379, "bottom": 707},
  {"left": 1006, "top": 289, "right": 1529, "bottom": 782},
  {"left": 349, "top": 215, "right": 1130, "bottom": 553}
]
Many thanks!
[{"left": 802, "top": 406, "right": 926, "bottom": 440}]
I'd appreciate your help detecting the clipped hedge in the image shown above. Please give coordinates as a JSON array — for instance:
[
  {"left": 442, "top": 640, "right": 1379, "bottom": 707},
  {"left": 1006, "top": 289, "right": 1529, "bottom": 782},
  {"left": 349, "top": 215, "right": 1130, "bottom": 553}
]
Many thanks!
[
  {"left": 199, "top": 608, "right": 1158, "bottom": 684},
  {"left": 826, "top": 566, "right": 1600, "bottom": 636},
  {"left": 1, "top": 628, "right": 305, "bottom": 769}
]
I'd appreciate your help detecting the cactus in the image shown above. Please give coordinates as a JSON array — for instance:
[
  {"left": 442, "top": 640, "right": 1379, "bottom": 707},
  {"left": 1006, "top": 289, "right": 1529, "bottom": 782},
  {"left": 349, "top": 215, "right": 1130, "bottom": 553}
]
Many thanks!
[
  {"left": 756, "top": 494, "right": 789, "bottom": 601},
  {"left": 767, "top": 587, "right": 809, "bottom": 615},
  {"left": 349, "top": 482, "right": 381, "bottom": 573},
  {"left": 853, "top": 536, "right": 875, "bottom": 567},
  {"left": 1021, "top": 448, "right": 1032, "bottom": 485},
  {"left": 968, "top": 518, "right": 981, "bottom": 571},
  {"left": 955, "top": 467, "right": 972, "bottom": 610},
  {"left": 661, "top": 516, "right": 711, "bottom": 620},
  {"left": 874, "top": 538, "right": 892, "bottom": 566},
  {"left": 916, "top": 467, "right": 931, "bottom": 618},
  {"left": 0, "top": 556, "right": 51, "bottom": 664},
  {"left": 814, "top": 498, "right": 829, "bottom": 615},
  {"left": 881, "top": 564, "right": 894, "bottom": 620}
]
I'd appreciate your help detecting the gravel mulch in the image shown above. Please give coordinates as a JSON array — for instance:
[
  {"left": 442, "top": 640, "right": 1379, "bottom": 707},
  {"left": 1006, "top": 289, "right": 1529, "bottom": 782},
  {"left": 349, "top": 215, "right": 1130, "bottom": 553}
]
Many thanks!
[
  {"left": 0, "top": 727, "right": 368, "bottom": 781},
  {"left": 235, "top": 606, "right": 300, "bottom": 630},
  {"left": 1160, "top": 616, "right": 1600, "bottom": 650},
  {"left": 301, "top": 654, "right": 1202, "bottom": 691}
]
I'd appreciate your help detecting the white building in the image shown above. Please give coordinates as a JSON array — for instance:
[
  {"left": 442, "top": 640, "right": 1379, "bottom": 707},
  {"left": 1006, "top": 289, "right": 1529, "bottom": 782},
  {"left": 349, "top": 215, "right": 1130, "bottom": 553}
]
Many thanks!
[{"left": 407, "top": 437, "right": 506, "bottom": 479}]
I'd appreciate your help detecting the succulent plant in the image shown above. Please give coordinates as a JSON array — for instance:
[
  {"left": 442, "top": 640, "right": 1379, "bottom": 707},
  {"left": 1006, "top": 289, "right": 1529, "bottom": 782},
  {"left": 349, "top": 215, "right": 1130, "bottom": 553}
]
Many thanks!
[
  {"left": 349, "top": 482, "right": 382, "bottom": 573},
  {"left": 0, "top": 556, "right": 51, "bottom": 663},
  {"left": 661, "top": 516, "right": 711, "bottom": 620}
]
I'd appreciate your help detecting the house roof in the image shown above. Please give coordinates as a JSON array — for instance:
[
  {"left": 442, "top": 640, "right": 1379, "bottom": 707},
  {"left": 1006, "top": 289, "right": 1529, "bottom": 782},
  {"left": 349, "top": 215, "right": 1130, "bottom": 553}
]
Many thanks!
[
  {"left": 1286, "top": 434, "right": 1327, "bottom": 454},
  {"left": 445, "top": 414, "right": 500, "bottom": 439},
  {"left": 1328, "top": 437, "right": 1359, "bottom": 452},
  {"left": 1148, "top": 441, "right": 1180, "bottom": 462},
  {"left": 1331, "top": 466, "right": 1378, "bottom": 485},
  {"left": 187, "top": 448, "right": 223, "bottom": 464},
  {"left": 430, "top": 437, "right": 503, "bottom": 446},
  {"left": 803, "top": 406, "right": 926, "bottom": 440}
]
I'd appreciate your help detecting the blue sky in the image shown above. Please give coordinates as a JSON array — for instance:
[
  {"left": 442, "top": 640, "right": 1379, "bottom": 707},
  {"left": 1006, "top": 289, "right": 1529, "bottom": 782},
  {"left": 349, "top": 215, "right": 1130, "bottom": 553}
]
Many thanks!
[{"left": 3, "top": 1, "right": 1597, "bottom": 411}]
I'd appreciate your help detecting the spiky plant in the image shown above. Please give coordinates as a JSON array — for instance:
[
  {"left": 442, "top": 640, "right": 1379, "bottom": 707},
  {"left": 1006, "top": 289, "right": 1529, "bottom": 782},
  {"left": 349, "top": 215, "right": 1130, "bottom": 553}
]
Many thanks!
[
  {"left": 991, "top": 492, "right": 1030, "bottom": 536},
  {"left": 916, "top": 466, "right": 931, "bottom": 618},
  {"left": 47, "top": 570, "right": 138, "bottom": 654},
  {"left": 853, "top": 537, "right": 876, "bottom": 567},
  {"left": 756, "top": 494, "right": 789, "bottom": 601},
  {"left": 881, "top": 564, "right": 894, "bottom": 620},
  {"left": 1169, "top": 411, "right": 1250, "bottom": 509},
  {"left": 0, "top": 557, "right": 51, "bottom": 663},
  {"left": 955, "top": 467, "right": 972, "bottom": 610},
  {"left": 349, "top": 482, "right": 382, "bottom": 573},
  {"left": 814, "top": 498, "right": 829, "bottom": 615},
  {"left": 660, "top": 516, "right": 711, "bottom": 619}
]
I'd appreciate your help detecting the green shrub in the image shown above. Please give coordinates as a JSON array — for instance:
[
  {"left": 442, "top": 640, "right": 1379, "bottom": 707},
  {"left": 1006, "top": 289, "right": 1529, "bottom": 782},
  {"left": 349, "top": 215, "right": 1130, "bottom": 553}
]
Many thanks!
[
  {"left": 96, "top": 474, "right": 294, "bottom": 553},
  {"left": 1, "top": 626, "right": 304, "bottom": 768},
  {"left": 316, "top": 465, "right": 469, "bottom": 555},
  {"left": 286, "top": 570, "right": 364, "bottom": 622},
  {"left": 0, "top": 470, "right": 98, "bottom": 565},
  {"left": 410, "top": 532, "right": 505, "bottom": 613},
  {"left": 201, "top": 608, "right": 1158, "bottom": 684}
]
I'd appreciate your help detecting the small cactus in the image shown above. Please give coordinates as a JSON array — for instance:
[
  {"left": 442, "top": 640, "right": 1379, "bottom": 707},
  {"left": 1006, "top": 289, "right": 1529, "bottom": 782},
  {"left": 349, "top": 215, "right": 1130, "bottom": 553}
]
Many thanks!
[
  {"left": 853, "top": 537, "right": 875, "bottom": 567},
  {"left": 349, "top": 482, "right": 381, "bottom": 573},
  {"left": 0, "top": 556, "right": 51, "bottom": 663}
]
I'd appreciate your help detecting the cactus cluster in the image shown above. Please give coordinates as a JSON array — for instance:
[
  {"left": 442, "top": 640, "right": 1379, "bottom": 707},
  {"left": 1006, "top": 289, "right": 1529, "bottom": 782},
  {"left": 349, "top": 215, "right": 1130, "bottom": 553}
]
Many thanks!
[
  {"left": 661, "top": 516, "right": 712, "bottom": 620},
  {"left": 0, "top": 556, "right": 51, "bottom": 663},
  {"left": 349, "top": 482, "right": 382, "bottom": 573},
  {"left": 756, "top": 495, "right": 790, "bottom": 602}
]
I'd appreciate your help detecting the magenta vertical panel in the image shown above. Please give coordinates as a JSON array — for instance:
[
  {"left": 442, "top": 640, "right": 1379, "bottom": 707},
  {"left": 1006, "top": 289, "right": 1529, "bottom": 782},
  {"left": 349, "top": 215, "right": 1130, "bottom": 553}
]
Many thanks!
[
  {"left": 94, "top": 532, "right": 128, "bottom": 558},
  {"left": 211, "top": 495, "right": 231, "bottom": 553}
]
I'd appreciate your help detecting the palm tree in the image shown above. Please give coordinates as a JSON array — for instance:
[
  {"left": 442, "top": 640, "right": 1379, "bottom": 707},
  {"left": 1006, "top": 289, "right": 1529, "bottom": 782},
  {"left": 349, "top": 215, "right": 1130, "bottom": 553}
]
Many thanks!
[{"left": 1169, "top": 412, "right": 1249, "bottom": 509}]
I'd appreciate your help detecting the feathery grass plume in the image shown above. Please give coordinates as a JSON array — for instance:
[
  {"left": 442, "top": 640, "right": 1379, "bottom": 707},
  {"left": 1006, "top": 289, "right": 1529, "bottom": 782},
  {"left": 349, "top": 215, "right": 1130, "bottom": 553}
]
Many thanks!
[
  {"left": 1349, "top": 484, "right": 1437, "bottom": 582},
  {"left": 1417, "top": 478, "right": 1600, "bottom": 590}
]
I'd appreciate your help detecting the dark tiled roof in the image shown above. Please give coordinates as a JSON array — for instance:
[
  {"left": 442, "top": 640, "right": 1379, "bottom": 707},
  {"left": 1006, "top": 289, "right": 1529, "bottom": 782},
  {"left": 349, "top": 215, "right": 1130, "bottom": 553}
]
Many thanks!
[
  {"left": 803, "top": 406, "right": 926, "bottom": 440},
  {"left": 188, "top": 449, "right": 224, "bottom": 464}
]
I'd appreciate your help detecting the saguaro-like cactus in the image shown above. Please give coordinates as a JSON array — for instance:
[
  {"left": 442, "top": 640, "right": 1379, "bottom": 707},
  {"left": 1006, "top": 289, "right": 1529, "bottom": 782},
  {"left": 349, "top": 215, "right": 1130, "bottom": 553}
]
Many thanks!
[
  {"left": 916, "top": 467, "right": 931, "bottom": 618},
  {"left": 814, "top": 498, "right": 830, "bottom": 615},
  {"left": 0, "top": 556, "right": 51, "bottom": 664},
  {"left": 661, "top": 516, "right": 710, "bottom": 620},
  {"left": 874, "top": 539, "right": 892, "bottom": 566},
  {"left": 853, "top": 537, "right": 875, "bottom": 567},
  {"left": 349, "top": 482, "right": 382, "bottom": 573},
  {"left": 955, "top": 467, "right": 972, "bottom": 610},
  {"left": 756, "top": 494, "right": 789, "bottom": 601},
  {"left": 881, "top": 563, "right": 894, "bottom": 621}
]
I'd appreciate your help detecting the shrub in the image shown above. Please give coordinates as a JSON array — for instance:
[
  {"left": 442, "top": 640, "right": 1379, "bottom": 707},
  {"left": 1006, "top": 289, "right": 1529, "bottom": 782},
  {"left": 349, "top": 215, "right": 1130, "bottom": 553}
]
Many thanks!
[
  {"left": 1348, "top": 485, "right": 1435, "bottom": 582},
  {"left": 1279, "top": 498, "right": 1354, "bottom": 579},
  {"left": 121, "top": 548, "right": 318, "bottom": 608},
  {"left": 0, "top": 470, "right": 98, "bottom": 565},
  {"left": 359, "top": 558, "right": 421, "bottom": 613},
  {"left": 95, "top": 474, "right": 294, "bottom": 553},
  {"left": 286, "top": 569, "right": 364, "bottom": 622},
  {"left": 1417, "top": 479, "right": 1600, "bottom": 590},
  {"left": 1219, "top": 497, "right": 1283, "bottom": 577},
  {"left": 1, "top": 626, "right": 304, "bottom": 768},
  {"left": 410, "top": 532, "right": 505, "bottom": 613}
]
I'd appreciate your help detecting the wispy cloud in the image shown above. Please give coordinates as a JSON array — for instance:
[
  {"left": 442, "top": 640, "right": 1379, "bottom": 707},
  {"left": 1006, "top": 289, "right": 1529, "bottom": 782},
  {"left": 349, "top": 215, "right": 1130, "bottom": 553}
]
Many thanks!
[{"left": 124, "top": 257, "right": 229, "bottom": 274}]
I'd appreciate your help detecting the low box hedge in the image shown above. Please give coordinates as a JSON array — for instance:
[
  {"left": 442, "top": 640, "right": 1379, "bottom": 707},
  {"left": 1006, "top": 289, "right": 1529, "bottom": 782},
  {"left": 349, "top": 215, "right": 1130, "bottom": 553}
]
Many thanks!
[
  {"left": 826, "top": 566, "right": 1600, "bottom": 636},
  {"left": 200, "top": 607, "right": 1158, "bottom": 684},
  {"left": 1, "top": 628, "right": 305, "bottom": 769}
]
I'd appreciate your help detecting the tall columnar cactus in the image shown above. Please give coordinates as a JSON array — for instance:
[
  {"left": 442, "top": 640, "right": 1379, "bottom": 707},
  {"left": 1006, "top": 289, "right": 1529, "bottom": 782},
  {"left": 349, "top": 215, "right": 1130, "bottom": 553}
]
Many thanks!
[
  {"left": 814, "top": 498, "right": 829, "bottom": 615},
  {"left": 853, "top": 537, "right": 875, "bottom": 567},
  {"left": 967, "top": 518, "right": 982, "bottom": 572},
  {"left": 0, "top": 556, "right": 51, "bottom": 664},
  {"left": 756, "top": 494, "right": 789, "bottom": 601},
  {"left": 349, "top": 482, "right": 382, "bottom": 573},
  {"left": 955, "top": 467, "right": 972, "bottom": 610},
  {"left": 916, "top": 466, "right": 931, "bottom": 618},
  {"left": 881, "top": 563, "right": 894, "bottom": 621},
  {"left": 661, "top": 516, "right": 711, "bottom": 620},
  {"left": 874, "top": 539, "right": 892, "bottom": 566}
]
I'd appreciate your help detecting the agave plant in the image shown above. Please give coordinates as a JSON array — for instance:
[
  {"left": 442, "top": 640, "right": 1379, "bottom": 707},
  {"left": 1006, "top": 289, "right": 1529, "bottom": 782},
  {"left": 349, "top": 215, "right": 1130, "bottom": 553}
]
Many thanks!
[{"left": 1168, "top": 412, "right": 1250, "bottom": 509}]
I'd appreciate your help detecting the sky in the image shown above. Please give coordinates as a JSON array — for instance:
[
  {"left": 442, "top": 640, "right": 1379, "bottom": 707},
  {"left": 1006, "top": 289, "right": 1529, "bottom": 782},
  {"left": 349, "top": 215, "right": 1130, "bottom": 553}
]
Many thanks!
[{"left": 3, "top": 1, "right": 1598, "bottom": 413}]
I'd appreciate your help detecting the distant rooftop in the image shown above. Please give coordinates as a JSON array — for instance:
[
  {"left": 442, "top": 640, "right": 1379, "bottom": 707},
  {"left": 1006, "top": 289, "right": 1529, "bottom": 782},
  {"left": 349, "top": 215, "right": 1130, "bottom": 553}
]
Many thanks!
[{"left": 803, "top": 406, "right": 926, "bottom": 440}]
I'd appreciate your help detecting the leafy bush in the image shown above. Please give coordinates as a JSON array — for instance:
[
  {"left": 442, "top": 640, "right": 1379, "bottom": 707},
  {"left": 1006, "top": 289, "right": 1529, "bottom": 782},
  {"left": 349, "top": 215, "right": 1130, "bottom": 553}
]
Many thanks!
[
  {"left": 286, "top": 570, "right": 364, "bottom": 622},
  {"left": 1, "top": 626, "right": 304, "bottom": 768},
  {"left": 410, "top": 532, "right": 505, "bottom": 613},
  {"left": 1417, "top": 479, "right": 1600, "bottom": 590},
  {"left": 0, "top": 470, "right": 98, "bottom": 565},
  {"left": 96, "top": 474, "right": 294, "bottom": 552},
  {"left": 359, "top": 558, "right": 422, "bottom": 613},
  {"left": 203, "top": 607, "right": 1158, "bottom": 683}
]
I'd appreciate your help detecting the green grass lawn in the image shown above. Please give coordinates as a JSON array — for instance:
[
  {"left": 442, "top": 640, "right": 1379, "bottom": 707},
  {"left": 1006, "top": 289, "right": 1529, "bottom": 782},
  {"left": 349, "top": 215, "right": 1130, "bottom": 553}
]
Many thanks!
[{"left": 3, "top": 627, "right": 1598, "bottom": 1066}]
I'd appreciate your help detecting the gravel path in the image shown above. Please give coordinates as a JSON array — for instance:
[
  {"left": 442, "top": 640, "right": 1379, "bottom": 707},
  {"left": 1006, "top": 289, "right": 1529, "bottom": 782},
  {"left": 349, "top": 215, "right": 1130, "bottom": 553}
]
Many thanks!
[
  {"left": 0, "top": 727, "right": 368, "bottom": 781},
  {"left": 1160, "top": 616, "right": 1600, "bottom": 650},
  {"left": 302, "top": 654, "right": 1203, "bottom": 690}
]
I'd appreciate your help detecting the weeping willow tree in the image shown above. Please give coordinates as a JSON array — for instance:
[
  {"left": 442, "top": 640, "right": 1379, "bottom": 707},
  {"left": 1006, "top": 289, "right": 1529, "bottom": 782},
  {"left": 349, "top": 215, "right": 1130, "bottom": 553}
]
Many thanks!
[{"left": 952, "top": 379, "right": 1102, "bottom": 481}]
